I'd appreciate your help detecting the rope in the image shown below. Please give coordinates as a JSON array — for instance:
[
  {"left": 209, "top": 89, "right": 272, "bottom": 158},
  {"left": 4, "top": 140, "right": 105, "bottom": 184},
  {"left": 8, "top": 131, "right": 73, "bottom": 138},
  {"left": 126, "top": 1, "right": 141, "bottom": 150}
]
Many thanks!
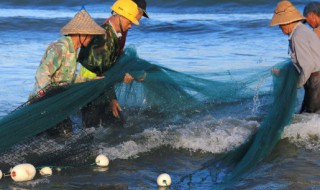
[
  {"left": 35, "top": 162, "right": 98, "bottom": 170},
  {"left": 1, "top": 162, "right": 100, "bottom": 178}
]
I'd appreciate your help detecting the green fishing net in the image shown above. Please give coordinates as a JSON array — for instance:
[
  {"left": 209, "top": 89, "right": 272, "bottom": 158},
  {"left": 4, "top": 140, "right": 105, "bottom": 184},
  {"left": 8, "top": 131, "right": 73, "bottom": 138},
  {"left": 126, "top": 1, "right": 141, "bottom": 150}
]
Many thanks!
[
  {"left": 178, "top": 60, "right": 299, "bottom": 187},
  {"left": 0, "top": 48, "right": 297, "bottom": 181},
  {"left": 222, "top": 61, "right": 299, "bottom": 183}
]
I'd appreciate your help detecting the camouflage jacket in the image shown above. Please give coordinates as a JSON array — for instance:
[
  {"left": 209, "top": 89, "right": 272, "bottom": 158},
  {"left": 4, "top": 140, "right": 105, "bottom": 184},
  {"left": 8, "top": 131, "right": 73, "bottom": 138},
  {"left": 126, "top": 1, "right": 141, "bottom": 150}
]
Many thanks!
[
  {"left": 103, "top": 18, "right": 127, "bottom": 54},
  {"left": 78, "top": 22, "right": 122, "bottom": 77},
  {"left": 34, "top": 36, "right": 77, "bottom": 92}
]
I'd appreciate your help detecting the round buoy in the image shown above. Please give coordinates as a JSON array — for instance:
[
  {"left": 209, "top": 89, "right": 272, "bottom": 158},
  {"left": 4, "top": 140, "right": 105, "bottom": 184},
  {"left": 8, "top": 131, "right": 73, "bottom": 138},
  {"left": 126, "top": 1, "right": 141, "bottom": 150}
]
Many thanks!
[
  {"left": 157, "top": 173, "right": 172, "bottom": 187},
  {"left": 95, "top": 154, "right": 109, "bottom": 167},
  {"left": 11, "top": 163, "right": 36, "bottom": 182},
  {"left": 56, "top": 168, "right": 62, "bottom": 172},
  {"left": 0, "top": 170, "right": 2, "bottom": 180},
  {"left": 39, "top": 167, "right": 52, "bottom": 176}
]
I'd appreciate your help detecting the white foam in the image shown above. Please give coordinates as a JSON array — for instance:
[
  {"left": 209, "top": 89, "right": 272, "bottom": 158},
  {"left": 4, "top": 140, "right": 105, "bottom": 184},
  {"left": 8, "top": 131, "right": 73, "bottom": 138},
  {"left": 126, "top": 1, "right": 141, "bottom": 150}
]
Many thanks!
[
  {"left": 99, "top": 128, "right": 169, "bottom": 160},
  {"left": 172, "top": 118, "right": 257, "bottom": 153},
  {"left": 20, "top": 178, "right": 50, "bottom": 187},
  {"left": 100, "top": 116, "right": 258, "bottom": 160},
  {"left": 282, "top": 114, "right": 320, "bottom": 150}
]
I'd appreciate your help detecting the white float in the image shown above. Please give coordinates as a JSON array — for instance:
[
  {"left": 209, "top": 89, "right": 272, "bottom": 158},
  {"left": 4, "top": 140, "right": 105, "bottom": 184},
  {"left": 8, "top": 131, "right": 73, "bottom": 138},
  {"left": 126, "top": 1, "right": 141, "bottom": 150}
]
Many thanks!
[
  {"left": 11, "top": 163, "right": 36, "bottom": 182},
  {"left": 157, "top": 173, "right": 172, "bottom": 187},
  {"left": 95, "top": 154, "right": 109, "bottom": 167},
  {"left": 39, "top": 167, "right": 52, "bottom": 176},
  {"left": 0, "top": 170, "right": 2, "bottom": 180}
]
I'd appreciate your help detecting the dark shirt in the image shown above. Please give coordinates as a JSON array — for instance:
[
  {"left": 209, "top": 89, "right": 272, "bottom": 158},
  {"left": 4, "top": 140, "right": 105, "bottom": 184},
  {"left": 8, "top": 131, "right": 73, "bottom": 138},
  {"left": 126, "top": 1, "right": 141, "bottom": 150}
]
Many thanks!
[{"left": 78, "top": 22, "right": 122, "bottom": 76}]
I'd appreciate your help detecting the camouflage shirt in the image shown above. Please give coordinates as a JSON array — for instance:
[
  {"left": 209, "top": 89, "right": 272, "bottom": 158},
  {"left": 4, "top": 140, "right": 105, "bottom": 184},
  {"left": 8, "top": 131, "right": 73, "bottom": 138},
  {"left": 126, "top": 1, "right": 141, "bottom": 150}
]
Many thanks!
[
  {"left": 34, "top": 36, "right": 78, "bottom": 92},
  {"left": 78, "top": 22, "right": 122, "bottom": 77}
]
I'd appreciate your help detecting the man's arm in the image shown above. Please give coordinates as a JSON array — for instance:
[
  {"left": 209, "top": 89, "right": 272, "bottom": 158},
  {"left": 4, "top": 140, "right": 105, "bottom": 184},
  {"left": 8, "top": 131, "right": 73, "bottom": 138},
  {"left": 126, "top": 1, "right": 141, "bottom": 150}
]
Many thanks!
[
  {"left": 294, "top": 32, "right": 318, "bottom": 88},
  {"left": 35, "top": 45, "right": 64, "bottom": 93}
]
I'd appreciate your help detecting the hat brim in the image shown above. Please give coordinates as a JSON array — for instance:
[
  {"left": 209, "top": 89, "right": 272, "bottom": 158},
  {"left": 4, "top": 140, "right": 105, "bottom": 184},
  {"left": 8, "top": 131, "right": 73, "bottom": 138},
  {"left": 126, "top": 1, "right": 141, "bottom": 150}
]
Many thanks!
[
  {"left": 270, "top": 13, "right": 305, "bottom": 26},
  {"left": 143, "top": 10, "right": 149, "bottom": 18}
]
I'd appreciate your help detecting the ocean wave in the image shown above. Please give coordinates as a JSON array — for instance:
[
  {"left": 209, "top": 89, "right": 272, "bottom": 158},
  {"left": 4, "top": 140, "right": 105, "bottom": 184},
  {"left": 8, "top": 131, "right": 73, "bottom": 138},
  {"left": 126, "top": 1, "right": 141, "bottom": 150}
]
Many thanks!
[
  {"left": 0, "top": 8, "right": 272, "bottom": 22},
  {"left": 282, "top": 114, "right": 320, "bottom": 150},
  {"left": 0, "top": 8, "right": 92, "bottom": 19},
  {"left": 0, "top": 0, "right": 99, "bottom": 7},
  {"left": 0, "top": 0, "right": 306, "bottom": 8},
  {"left": 5, "top": 109, "right": 318, "bottom": 165},
  {"left": 100, "top": 116, "right": 258, "bottom": 160},
  {"left": 0, "top": 8, "right": 273, "bottom": 35}
]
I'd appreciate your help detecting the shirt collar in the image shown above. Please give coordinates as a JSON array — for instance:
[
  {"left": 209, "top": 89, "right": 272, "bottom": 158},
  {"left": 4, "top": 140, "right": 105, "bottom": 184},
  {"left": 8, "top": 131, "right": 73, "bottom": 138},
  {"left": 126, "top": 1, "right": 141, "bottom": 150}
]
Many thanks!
[
  {"left": 288, "top": 22, "right": 302, "bottom": 40},
  {"left": 109, "top": 21, "right": 122, "bottom": 38}
]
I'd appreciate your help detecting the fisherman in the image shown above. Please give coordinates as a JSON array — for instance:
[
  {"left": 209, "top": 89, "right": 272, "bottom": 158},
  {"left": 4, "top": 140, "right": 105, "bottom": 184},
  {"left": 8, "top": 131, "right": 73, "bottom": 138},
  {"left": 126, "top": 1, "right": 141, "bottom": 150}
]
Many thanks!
[
  {"left": 304, "top": 2, "right": 320, "bottom": 38},
  {"left": 77, "top": 0, "right": 149, "bottom": 127},
  {"left": 31, "top": 9, "right": 105, "bottom": 135},
  {"left": 270, "top": 0, "right": 320, "bottom": 113},
  {"left": 106, "top": 0, "right": 149, "bottom": 54}
]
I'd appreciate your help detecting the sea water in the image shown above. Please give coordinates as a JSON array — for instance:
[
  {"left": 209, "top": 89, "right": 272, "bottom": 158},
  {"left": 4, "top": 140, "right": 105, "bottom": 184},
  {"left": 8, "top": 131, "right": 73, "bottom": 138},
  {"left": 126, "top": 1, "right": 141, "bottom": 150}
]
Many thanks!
[{"left": 1, "top": 0, "right": 320, "bottom": 189}]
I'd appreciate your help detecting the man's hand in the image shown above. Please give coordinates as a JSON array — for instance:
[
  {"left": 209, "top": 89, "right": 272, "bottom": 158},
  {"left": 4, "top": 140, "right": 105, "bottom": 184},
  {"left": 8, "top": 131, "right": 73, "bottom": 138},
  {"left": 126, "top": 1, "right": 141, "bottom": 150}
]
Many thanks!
[
  {"left": 110, "top": 99, "right": 122, "bottom": 118},
  {"left": 271, "top": 68, "right": 280, "bottom": 76},
  {"left": 38, "top": 90, "right": 45, "bottom": 97},
  {"left": 123, "top": 73, "right": 134, "bottom": 83},
  {"left": 93, "top": 76, "right": 105, "bottom": 80},
  {"left": 135, "top": 72, "right": 147, "bottom": 82}
]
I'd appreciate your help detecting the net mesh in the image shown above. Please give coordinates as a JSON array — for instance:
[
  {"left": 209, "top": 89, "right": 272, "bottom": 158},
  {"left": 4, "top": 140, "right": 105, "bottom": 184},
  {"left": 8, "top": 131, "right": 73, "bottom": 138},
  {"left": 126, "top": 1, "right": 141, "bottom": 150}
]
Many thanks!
[
  {"left": 0, "top": 48, "right": 297, "bottom": 181},
  {"left": 177, "top": 60, "right": 299, "bottom": 187},
  {"left": 223, "top": 61, "right": 299, "bottom": 183}
]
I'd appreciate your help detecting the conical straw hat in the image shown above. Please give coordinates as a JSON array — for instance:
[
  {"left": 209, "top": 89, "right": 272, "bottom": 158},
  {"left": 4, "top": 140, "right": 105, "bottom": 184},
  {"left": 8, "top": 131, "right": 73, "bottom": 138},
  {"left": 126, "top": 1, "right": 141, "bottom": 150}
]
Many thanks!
[
  {"left": 270, "top": 0, "right": 305, "bottom": 26},
  {"left": 60, "top": 9, "right": 105, "bottom": 35}
]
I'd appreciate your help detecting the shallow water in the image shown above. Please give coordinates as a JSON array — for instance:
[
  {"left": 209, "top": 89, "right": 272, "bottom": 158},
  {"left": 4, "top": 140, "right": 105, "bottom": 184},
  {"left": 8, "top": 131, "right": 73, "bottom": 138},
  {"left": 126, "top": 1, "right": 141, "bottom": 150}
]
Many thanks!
[{"left": 1, "top": 0, "right": 320, "bottom": 189}]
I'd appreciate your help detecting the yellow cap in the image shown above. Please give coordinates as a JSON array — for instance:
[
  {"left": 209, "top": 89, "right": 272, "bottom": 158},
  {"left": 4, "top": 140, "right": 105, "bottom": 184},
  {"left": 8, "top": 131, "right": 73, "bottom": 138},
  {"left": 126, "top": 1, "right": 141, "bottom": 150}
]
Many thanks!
[{"left": 111, "top": 0, "right": 140, "bottom": 25}]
